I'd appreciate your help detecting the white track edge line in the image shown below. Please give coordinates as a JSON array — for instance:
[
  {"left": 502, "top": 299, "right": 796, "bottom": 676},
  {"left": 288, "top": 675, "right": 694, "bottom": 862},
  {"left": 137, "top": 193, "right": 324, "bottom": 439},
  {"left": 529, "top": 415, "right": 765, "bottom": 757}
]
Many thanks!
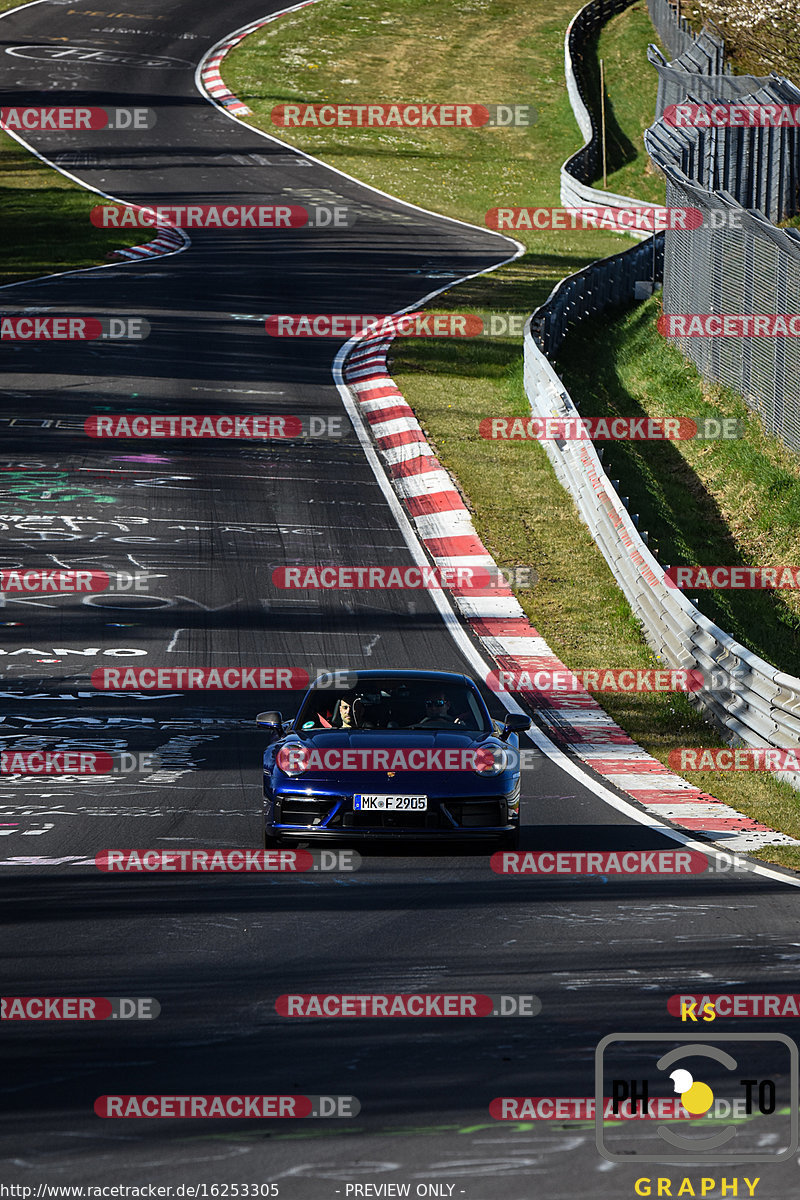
[
  {"left": 193, "top": 1, "right": 526, "bottom": 246},
  {"left": 333, "top": 341, "right": 800, "bottom": 892},
  {"left": 194, "top": 2, "right": 800, "bottom": 893},
  {"left": 0, "top": 0, "right": 190, "bottom": 293},
  {"left": 6, "top": 0, "right": 790, "bottom": 890}
]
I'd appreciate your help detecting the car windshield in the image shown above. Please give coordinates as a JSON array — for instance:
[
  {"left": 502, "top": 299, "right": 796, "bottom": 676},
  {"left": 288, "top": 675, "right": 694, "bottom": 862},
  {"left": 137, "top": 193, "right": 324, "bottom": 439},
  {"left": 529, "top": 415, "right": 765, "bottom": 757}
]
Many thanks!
[{"left": 294, "top": 678, "right": 491, "bottom": 733}]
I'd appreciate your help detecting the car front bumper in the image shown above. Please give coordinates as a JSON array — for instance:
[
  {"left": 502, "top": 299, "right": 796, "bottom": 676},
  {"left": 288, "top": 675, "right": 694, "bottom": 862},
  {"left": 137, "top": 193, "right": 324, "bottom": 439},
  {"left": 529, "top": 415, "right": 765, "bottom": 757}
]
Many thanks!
[{"left": 266, "top": 787, "right": 519, "bottom": 840}]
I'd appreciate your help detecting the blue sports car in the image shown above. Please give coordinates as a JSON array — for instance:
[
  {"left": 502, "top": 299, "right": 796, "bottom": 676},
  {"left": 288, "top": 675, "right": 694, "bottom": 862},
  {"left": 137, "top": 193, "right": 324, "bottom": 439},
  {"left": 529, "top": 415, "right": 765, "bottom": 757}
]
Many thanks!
[{"left": 257, "top": 669, "right": 531, "bottom": 848}]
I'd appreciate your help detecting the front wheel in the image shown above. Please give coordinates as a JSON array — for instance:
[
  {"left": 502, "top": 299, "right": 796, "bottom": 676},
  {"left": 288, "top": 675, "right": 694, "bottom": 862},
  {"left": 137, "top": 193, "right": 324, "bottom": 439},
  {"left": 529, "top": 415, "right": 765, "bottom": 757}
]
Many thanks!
[{"left": 263, "top": 828, "right": 284, "bottom": 849}]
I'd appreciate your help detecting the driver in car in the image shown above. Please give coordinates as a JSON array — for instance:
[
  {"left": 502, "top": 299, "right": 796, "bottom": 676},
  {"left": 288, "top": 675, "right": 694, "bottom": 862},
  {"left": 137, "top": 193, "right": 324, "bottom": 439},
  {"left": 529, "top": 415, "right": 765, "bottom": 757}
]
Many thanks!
[
  {"left": 418, "top": 690, "right": 463, "bottom": 728},
  {"left": 335, "top": 693, "right": 357, "bottom": 728},
  {"left": 334, "top": 693, "right": 382, "bottom": 728}
]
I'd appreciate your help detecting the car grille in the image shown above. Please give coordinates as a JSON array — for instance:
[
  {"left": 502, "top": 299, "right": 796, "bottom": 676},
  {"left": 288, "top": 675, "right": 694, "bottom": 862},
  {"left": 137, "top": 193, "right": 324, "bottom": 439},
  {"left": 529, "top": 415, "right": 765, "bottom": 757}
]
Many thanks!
[
  {"left": 344, "top": 810, "right": 436, "bottom": 831},
  {"left": 275, "top": 796, "right": 334, "bottom": 825},
  {"left": 442, "top": 799, "right": 505, "bottom": 827},
  {"left": 275, "top": 794, "right": 507, "bottom": 831}
]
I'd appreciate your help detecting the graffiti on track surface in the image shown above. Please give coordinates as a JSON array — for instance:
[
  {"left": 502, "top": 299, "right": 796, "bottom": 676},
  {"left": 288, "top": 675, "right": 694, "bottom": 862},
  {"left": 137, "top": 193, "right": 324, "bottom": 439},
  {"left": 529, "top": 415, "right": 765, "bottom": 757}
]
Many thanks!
[{"left": 0, "top": 471, "right": 116, "bottom": 504}]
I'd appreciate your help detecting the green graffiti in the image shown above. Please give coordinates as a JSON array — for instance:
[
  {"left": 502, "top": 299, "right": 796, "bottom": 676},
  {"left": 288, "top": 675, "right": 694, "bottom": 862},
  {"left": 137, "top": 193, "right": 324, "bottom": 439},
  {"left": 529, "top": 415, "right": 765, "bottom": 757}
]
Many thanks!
[{"left": 0, "top": 470, "right": 116, "bottom": 504}]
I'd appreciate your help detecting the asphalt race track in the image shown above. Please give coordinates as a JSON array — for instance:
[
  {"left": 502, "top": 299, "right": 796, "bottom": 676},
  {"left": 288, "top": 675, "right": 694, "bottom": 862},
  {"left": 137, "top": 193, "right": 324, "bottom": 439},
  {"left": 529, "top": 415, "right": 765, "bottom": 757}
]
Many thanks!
[{"left": 1, "top": 2, "right": 800, "bottom": 1197}]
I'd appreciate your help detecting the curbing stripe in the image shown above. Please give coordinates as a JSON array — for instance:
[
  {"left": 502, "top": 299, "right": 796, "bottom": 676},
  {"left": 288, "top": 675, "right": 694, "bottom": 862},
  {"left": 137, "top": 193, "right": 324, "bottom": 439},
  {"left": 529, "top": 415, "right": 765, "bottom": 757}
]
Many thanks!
[
  {"left": 340, "top": 339, "right": 798, "bottom": 850},
  {"left": 197, "top": 2, "right": 323, "bottom": 119},
  {"left": 194, "top": 1, "right": 800, "bottom": 881}
]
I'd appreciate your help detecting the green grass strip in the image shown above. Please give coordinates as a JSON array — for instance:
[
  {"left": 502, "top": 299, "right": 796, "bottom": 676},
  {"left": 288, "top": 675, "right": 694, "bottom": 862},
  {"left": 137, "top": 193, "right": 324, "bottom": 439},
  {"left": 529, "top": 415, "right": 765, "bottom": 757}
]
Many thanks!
[
  {"left": 0, "top": 0, "right": 156, "bottom": 285},
  {"left": 224, "top": 0, "right": 800, "bottom": 868}
]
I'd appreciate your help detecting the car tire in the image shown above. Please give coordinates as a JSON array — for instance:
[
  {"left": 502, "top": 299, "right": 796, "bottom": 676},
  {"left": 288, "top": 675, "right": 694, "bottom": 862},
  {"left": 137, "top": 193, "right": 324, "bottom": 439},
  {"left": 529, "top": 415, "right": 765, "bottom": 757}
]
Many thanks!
[{"left": 263, "top": 829, "right": 283, "bottom": 849}]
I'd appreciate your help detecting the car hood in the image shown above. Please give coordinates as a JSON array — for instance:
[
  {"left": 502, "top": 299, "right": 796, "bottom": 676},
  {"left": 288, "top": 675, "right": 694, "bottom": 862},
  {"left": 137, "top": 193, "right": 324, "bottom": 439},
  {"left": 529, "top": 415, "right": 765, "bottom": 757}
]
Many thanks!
[
  {"left": 267, "top": 728, "right": 511, "bottom": 789},
  {"left": 294, "top": 730, "right": 489, "bottom": 749}
]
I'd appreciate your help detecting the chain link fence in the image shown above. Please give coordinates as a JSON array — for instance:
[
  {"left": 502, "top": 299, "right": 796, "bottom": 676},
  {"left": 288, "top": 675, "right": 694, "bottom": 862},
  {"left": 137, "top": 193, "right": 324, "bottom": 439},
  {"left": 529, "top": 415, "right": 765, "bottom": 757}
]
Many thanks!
[
  {"left": 646, "top": 72, "right": 800, "bottom": 221},
  {"left": 522, "top": 0, "right": 800, "bottom": 783},
  {"left": 646, "top": 59, "right": 800, "bottom": 450},
  {"left": 647, "top": 25, "right": 731, "bottom": 120},
  {"left": 656, "top": 171, "right": 800, "bottom": 450},
  {"left": 646, "top": 0, "right": 695, "bottom": 61}
]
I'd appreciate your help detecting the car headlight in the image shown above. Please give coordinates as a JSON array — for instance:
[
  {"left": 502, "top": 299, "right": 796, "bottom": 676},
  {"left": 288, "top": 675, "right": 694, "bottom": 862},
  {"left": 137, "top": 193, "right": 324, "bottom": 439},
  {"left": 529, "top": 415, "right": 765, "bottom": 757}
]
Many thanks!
[
  {"left": 275, "top": 743, "right": 310, "bottom": 777},
  {"left": 472, "top": 744, "right": 509, "bottom": 776}
]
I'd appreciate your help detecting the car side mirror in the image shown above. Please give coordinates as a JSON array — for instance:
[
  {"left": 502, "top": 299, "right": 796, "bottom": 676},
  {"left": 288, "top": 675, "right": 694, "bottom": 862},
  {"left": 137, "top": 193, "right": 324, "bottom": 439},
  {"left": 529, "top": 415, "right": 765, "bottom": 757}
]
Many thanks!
[
  {"left": 500, "top": 712, "right": 531, "bottom": 741},
  {"left": 256, "top": 711, "right": 283, "bottom": 731}
]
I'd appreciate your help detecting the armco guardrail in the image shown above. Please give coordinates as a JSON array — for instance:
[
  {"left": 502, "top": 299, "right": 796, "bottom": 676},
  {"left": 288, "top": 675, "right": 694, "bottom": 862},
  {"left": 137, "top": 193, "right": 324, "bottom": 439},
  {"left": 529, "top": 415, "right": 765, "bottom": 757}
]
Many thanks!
[
  {"left": 529, "top": 232, "right": 664, "bottom": 355},
  {"left": 563, "top": 0, "right": 667, "bottom": 236},
  {"left": 645, "top": 71, "right": 800, "bottom": 453},
  {"left": 642, "top": 3, "right": 800, "bottom": 452},
  {"left": 524, "top": 237, "right": 800, "bottom": 786}
]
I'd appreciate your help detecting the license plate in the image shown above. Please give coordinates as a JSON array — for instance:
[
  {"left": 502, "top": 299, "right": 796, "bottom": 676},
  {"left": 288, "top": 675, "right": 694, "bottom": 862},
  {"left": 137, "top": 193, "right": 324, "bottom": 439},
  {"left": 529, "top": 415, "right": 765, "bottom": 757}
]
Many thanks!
[{"left": 353, "top": 794, "right": 428, "bottom": 812}]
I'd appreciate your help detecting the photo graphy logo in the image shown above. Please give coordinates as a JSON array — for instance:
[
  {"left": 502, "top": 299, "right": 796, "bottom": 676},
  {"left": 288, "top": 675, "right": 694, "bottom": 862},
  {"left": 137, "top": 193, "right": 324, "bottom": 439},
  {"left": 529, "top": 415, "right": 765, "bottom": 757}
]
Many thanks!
[{"left": 595, "top": 1033, "right": 798, "bottom": 1164}]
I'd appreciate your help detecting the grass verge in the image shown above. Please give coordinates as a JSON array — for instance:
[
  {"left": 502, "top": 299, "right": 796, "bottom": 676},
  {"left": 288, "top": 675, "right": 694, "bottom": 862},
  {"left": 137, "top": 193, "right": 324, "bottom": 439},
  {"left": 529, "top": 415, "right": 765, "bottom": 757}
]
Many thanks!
[
  {"left": 224, "top": 0, "right": 800, "bottom": 866},
  {"left": 557, "top": 299, "right": 800, "bottom": 868},
  {"left": 588, "top": 4, "right": 668, "bottom": 202},
  {"left": 0, "top": 0, "right": 152, "bottom": 286}
]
